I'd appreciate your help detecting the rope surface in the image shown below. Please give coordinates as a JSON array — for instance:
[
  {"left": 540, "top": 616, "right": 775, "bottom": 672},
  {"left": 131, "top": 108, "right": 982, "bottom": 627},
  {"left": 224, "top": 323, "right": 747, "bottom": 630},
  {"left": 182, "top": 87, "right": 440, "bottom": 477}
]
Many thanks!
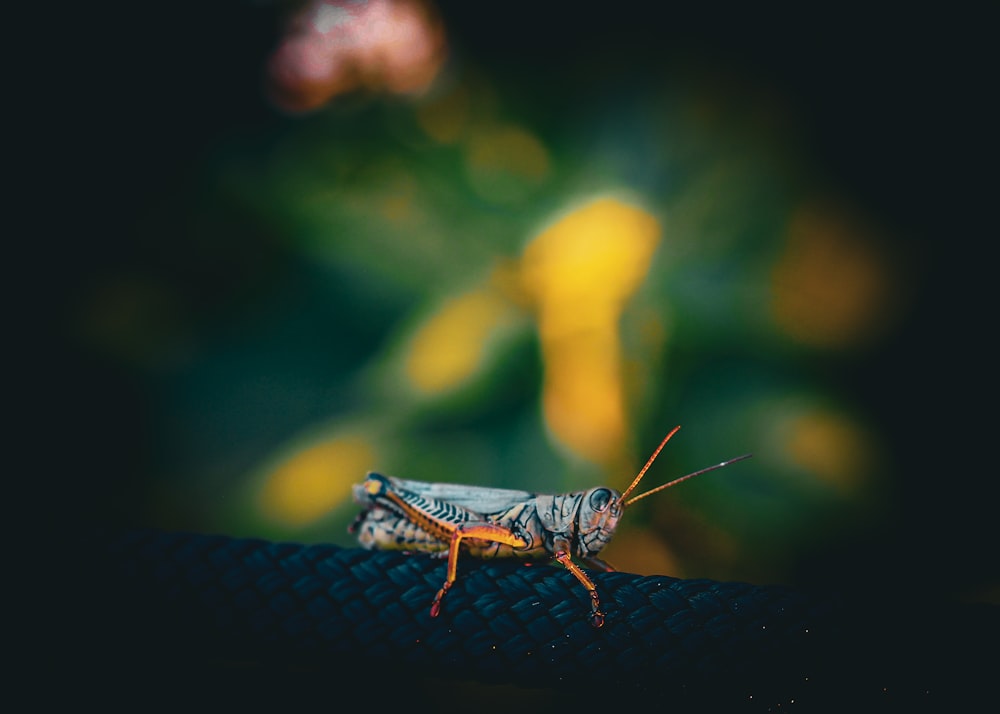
[{"left": 58, "top": 527, "right": 998, "bottom": 712}]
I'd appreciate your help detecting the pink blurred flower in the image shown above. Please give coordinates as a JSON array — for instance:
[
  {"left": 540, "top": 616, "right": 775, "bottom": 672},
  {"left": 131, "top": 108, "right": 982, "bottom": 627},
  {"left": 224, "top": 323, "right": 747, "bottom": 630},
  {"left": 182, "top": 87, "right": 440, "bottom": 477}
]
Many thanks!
[{"left": 266, "top": 0, "right": 447, "bottom": 113}]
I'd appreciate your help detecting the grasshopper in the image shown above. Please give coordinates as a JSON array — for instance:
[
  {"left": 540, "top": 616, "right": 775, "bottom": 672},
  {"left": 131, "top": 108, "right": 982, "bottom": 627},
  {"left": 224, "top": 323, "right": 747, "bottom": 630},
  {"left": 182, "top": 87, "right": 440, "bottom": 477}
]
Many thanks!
[{"left": 349, "top": 425, "right": 751, "bottom": 627}]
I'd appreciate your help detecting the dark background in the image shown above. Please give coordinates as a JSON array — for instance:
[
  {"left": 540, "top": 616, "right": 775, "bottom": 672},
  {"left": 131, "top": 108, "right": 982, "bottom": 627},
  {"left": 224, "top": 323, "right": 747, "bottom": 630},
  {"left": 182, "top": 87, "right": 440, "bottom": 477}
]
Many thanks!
[{"left": 22, "top": 4, "right": 997, "bottom": 713}]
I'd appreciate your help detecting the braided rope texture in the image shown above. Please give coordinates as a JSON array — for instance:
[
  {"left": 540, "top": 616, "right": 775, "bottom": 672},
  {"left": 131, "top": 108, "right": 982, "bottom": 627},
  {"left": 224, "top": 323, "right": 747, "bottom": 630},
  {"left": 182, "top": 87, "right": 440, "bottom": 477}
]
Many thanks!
[{"left": 62, "top": 527, "right": 997, "bottom": 713}]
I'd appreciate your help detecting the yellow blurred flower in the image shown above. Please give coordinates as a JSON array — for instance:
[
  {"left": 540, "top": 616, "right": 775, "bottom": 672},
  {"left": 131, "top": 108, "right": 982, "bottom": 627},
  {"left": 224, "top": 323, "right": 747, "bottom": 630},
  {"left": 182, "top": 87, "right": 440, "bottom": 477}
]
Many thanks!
[
  {"left": 521, "top": 196, "right": 661, "bottom": 465},
  {"left": 405, "top": 287, "right": 517, "bottom": 394},
  {"left": 260, "top": 436, "right": 375, "bottom": 525}
]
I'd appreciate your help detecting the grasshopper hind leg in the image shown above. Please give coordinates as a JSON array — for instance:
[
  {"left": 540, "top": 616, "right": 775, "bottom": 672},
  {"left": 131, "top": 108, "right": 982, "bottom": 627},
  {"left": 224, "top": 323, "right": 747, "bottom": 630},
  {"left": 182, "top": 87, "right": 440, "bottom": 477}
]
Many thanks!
[{"left": 428, "top": 521, "right": 528, "bottom": 619}]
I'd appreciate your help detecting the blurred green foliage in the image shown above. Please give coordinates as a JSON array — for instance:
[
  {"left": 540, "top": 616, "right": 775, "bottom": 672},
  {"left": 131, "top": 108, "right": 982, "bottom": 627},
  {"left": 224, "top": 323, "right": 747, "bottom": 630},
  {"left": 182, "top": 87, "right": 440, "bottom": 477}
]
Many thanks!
[
  {"left": 75, "top": 70, "right": 895, "bottom": 586},
  {"left": 53, "top": 2, "right": 997, "bottom": 601}
]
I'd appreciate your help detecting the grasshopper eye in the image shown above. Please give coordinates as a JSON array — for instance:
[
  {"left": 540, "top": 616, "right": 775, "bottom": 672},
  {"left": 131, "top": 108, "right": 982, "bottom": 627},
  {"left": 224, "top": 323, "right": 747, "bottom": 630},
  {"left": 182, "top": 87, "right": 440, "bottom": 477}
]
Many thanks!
[{"left": 589, "top": 488, "right": 613, "bottom": 512}]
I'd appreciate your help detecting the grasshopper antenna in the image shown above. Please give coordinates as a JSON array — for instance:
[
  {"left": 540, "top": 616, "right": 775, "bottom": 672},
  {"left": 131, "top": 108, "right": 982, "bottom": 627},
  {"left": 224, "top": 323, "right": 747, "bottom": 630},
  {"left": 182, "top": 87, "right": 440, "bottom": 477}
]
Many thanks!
[
  {"left": 623, "top": 453, "right": 752, "bottom": 507},
  {"left": 618, "top": 425, "right": 682, "bottom": 504},
  {"left": 618, "top": 425, "right": 752, "bottom": 507}
]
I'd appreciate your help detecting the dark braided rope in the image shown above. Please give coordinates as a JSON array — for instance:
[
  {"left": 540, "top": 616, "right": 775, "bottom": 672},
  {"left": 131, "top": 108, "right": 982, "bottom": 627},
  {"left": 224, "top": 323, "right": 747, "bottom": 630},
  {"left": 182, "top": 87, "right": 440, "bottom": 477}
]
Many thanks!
[{"left": 64, "top": 527, "right": 997, "bottom": 712}]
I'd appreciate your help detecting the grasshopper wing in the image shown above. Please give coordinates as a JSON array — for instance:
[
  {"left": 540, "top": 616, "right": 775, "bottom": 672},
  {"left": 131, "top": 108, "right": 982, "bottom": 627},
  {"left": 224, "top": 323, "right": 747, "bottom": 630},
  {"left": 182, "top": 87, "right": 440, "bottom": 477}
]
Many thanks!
[{"left": 387, "top": 476, "right": 537, "bottom": 515}]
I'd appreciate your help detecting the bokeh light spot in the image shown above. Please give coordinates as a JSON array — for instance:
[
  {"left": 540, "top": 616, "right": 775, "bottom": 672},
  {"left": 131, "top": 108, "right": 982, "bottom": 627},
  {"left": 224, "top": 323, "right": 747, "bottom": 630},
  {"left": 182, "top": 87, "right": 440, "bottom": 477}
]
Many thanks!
[
  {"left": 521, "top": 197, "right": 661, "bottom": 464},
  {"left": 465, "top": 124, "right": 550, "bottom": 203},
  {"left": 784, "top": 410, "right": 873, "bottom": 495},
  {"left": 771, "top": 201, "right": 895, "bottom": 348},
  {"left": 260, "top": 436, "right": 375, "bottom": 525},
  {"left": 266, "top": 0, "right": 446, "bottom": 113},
  {"left": 78, "top": 276, "right": 183, "bottom": 365},
  {"left": 405, "top": 288, "right": 515, "bottom": 394},
  {"left": 416, "top": 85, "right": 471, "bottom": 144},
  {"left": 379, "top": 172, "right": 418, "bottom": 224},
  {"left": 599, "top": 528, "right": 681, "bottom": 577}
]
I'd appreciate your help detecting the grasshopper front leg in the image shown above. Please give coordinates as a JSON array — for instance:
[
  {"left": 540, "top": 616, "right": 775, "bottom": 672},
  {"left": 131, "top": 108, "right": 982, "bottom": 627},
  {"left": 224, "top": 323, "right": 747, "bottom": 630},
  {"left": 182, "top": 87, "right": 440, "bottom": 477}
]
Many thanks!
[
  {"left": 553, "top": 539, "right": 606, "bottom": 627},
  {"left": 430, "top": 522, "right": 528, "bottom": 618}
]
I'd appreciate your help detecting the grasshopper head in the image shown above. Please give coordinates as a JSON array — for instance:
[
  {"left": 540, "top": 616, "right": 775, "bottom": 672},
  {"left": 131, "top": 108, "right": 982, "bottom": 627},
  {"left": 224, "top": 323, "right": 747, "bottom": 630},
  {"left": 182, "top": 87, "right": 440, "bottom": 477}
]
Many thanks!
[
  {"left": 575, "top": 486, "right": 625, "bottom": 558},
  {"left": 575, "top": 426, "right": 752, "bottom": 558},
  {"left": 574, "top": 426, "right": 683, "bottom": 559}
]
